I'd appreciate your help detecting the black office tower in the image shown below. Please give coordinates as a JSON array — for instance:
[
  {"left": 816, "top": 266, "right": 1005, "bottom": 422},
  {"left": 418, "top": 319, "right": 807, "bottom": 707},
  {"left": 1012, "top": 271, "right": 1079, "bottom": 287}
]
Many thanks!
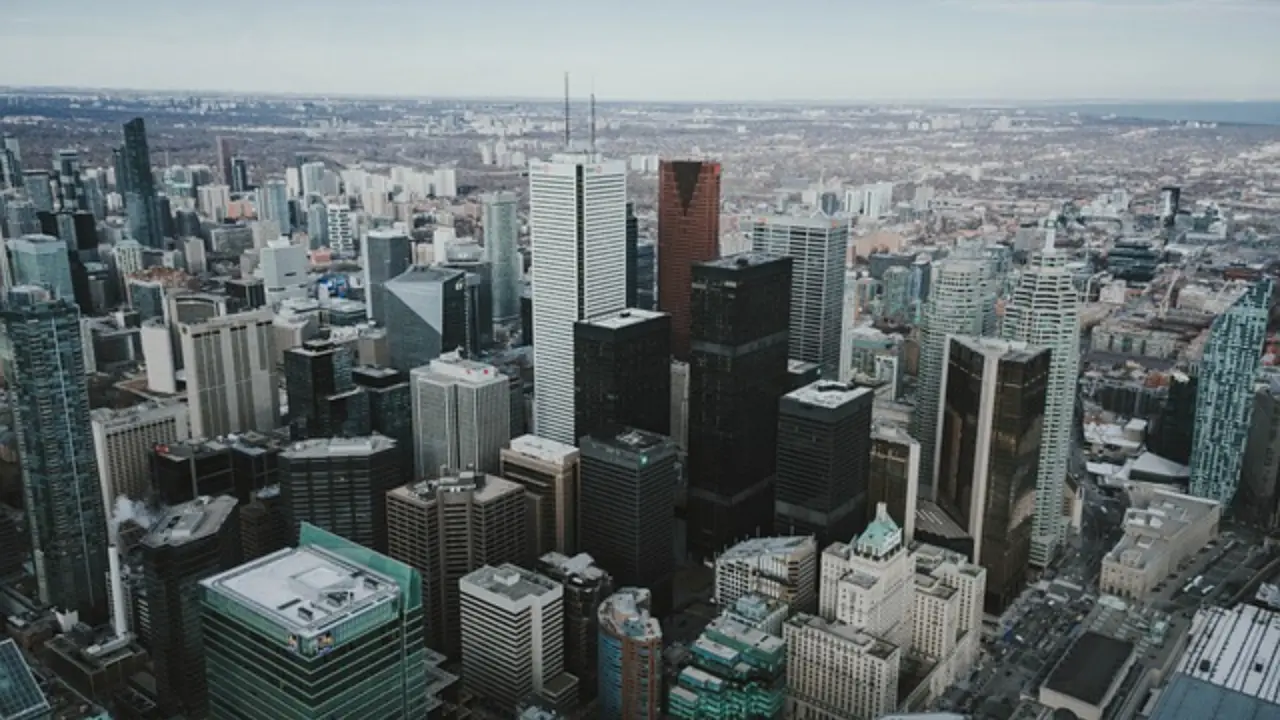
[
  {"left": 239, "top": 486, "right": 289, "bottom": 561},
  {"left": 122, "top": 118, "right": 164, "bottom": 248},
  {"left": 284, "top": 338, "right": 370, "bottom": 440},
  {"left": 1150, "top": 371, "right": 1196, "bottom": 465},
  {"left": 574, "top": 309, "right": 672, "bottom": 441},
  {"left": 774, "top": 380, "right": 873, "bottom": 547},
  {"left": 151, "top": 441, "right": 236, "bottom": 506},
  {"left": 625, "top": 202, "right": 639, "bottom": 308},
  {"left": 140, "top": 496, "right": 241, "bottom": 718},
  {"left": 578, "top": 429, "right": 677, "bottom": 615},
  {"left": 537, "top": 552, "right": 614, "bottom": 702},
  {"left": 351, "top": 365, "right": 412, "bottom": 470},
  {"left": 279, "top": 436, "right": 402, "bottom": 552},
  {"left": 364, "top": 229, "right": 414, "bottom": 327},
  {"left": 686, "top": 254, "right": 792, "bottom": 560}
]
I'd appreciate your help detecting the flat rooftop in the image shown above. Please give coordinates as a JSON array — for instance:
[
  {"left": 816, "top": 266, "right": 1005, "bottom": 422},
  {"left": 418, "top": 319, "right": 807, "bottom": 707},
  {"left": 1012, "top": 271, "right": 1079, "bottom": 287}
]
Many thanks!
[
  {"left": 719, "top": 535, "right": 814, "bottom": 562},
  {"left": 1043, "top": 631, "right": 1135, "bottom": 706},
  {"left": 391, "top": 471, "right": 522, "bottom": 505},
  {"left": 580, "top": 308, "right": 668, "bottom": 330},
  {"left": 507, "top": 434, "right": 578, "bottom": 464},
  {"left": 784, "top": 613, "right": 897, "bottom": 660},
  {"left": 1176, "top": 604, "right": 1280, "bottom": 703},
  {"left": 415, "top": 355, "right": 506, "bottom": 385},
  {"left": 142, "top": 495, "right": 238, "bottom": 548},
  {"left": 698, "top": 252, "right": 785, "bottom": 270},
  {"left": 539, "top": 552, "right": 608, "bottom": 585},
  {"left": 1150, "top": 673, "right": 1280, "bottom": 720},
  {"left": 787, "top": 380, "right": 872, "bottom": 409},
  {"left": 582, "top": 427, "right": 673, "bottom": 456},
  {"left": 281, "top": 436, "right": 397, "bottom": 459},
  {"left": 952, "top": 335, "right": 1047, "bottom": 364},
  {"left": 462, "top": 564, "right": 560, "bottom": 604},
  {"left": 387, "top": 265, "right": 464, "bottom": 285},
  {"left": 202, "top": 545, "right": 400, "bottom": 640}
]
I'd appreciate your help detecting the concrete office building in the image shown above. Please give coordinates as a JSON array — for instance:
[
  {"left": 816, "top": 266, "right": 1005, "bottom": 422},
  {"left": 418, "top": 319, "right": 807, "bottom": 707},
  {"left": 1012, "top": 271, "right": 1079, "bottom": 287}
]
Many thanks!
[
  {"left": 657, "top": 159, "right": 721, "bottom": 359},
  {"left": 868, "top": 422, "right": 921, "bottom": 542},
  {"left": 750, "top": 216, "right": 847, "bottom": 378},
  {"left": 574, "top": 308, "right": 671, "bottom": 441},
  {"left": 91, "top": 402, "right": 190, "bottom": 507},
  {"left": 784, "top": 613, "right": 900, "bottom": 720},
  {"left": 382, "top": 265, "right": 468, "bottom": 372},
  {"left": 578, "top": 429, "right": 678, "bottom": 614},
  {"left": 502, "top": 435, "right": 581, "bottom": 557},
  {"left": 528, "top": 154, "right": 627, "bottom": 445},
  {"left": 598, "top": 587, "right": 663, "bottom": 719},
  {"left": 1099, "top": 488, "right": 1220, "bottom": 601},
  {"left": 1001, "top": 244, "right": 1081, "bottom": 569},
  {"left": 775, "top": 380, "right": 874, "bottom": 547},
  {"left": 385, "top": 471, "right": 526, "bottom": 656},
  {"left": 411, "top": 354, "right": 510, "bottom": 478},
  {"left": 482, "top": 191, "right": 522, "bottom": 323},
  {"left": 459, "top": 564, "right": 576, "bottom": 713},
  {"left": 279, "top": 436, "right": 402, "bottom": 552},
  {"left": 140, "top": 496, "right": 241, "bottom": 717},
  {"left": 714, "top": 536, "right": 818, "bottom": 614},
  {"left": 180, "top": 309, "right": 279, "bottom": 439},
  {"left": 819, "top": 504, "right": 914, "bottom": 648},
  {"left": 199, "top": 524, "right": 429, "bottom": 719},
  {"left": 1190, "top": 279, "right": 1274, "bottom": 504},
  {"left": 538, "top": 552, "right": 613, "bottom": 702}
]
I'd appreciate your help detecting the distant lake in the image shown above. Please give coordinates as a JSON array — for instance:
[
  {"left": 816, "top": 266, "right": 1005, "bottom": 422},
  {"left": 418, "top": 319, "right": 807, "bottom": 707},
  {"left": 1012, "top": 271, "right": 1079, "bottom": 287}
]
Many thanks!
[{"left": 1049, "top": 102, "right": 1280, "bottom": 126}]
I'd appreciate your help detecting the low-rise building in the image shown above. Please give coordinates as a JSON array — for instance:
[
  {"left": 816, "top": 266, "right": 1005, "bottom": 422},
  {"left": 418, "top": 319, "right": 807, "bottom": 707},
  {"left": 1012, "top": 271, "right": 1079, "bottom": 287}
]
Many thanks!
[
  {"left": 1099, "top": 488, "right": 1220, "bottom": 601},
  {"left": 714, "top": 536, "right": 818, "bottom": 614}
]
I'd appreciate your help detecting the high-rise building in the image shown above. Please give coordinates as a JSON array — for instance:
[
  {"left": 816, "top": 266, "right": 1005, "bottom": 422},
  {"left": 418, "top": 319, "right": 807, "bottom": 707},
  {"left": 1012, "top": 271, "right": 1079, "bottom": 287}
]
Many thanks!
[
  {"left": 256, "top": 179, "right": 290, "bottom": 234},
  {"left": 239, "top": 486, "right": 289, "bottom": 561},
  {"left": 636, "top": 240, "right": 656, "bottom": 310},
  {"left": 868, "top": 423, "right": 921, "bottom": 542},
  {"left": 215, "top": 136, "right": 236, "bottom": 187},
  {"left": 200, "top": 523, "right": 429, "bottom": 719},
  {"left": 385, "top": 471, "right": 527, "bottom": 656},
  {"left": 936, "top": 336, "right": 1049, "bottom": 613},
  {"left": 300, "top": 161, "right": 326, "bottom": 198},
  {"left": 9, "top": 233, "right": 73, "bottom": 300},
  {"left": 179, "top": 309, "right": 279, "bottom": 439},
  {"left": 91, "top": 402, "right": 191, "bottom": 507},
  {"left": 538, "top": 552, "right": 613, "bottom": 702},
  {"left": 122, "top": 118, "right": 164, "bottom": 248},
  {"left": 912, "top": 259, "right": 991, "bottom": 496},
  {"left": 687, "top": 254, "right": 792, "bottom": 559},
  {"left": 713, "top": 536, "right": 818, "bottom": 614},
  {"left": 668, "top": 616, "right": 786, "bottom": 720},
  {"left": 382, "top": 265, "right": 468, "bottom": 372},
  {"left": 750, "top": 216, "right": 847, "bottom": 379},
  {"left": 410, "top": 354, "right": 510, "bottom": 478},
  {"left": 1191, "top": 279, "right": 1274, "bottom": 504},
  {"left": 1001, "top": 245, "right": 1081, "bottom": 568},
  {"left": 579, "top": 429, "right": 678, "bottom": 614},
  {"left": 1150, "top": 371, "right": 1196, "bottom": 465},
  {"left": 55, "top": 149, "right": 84, "bottom": 212},
  {"left": 503, "top": 435, "right": 581, "bottom": 557},
  {"left": 626, "top": 202, "right": 639, "bottom": 309},
  {"left": 2, "top": 286, "right": 109, "bottom": 623},
  {"left": 325, "top": 204, "right": 353, "bottom": 255},
  {"left": 658, "top": 160, "right": 721, "bottom": 360},
  {"left": 460, "top": 564, "right": 576, "bottom": 713},
  {"left": 784, "top": 612, "right": 900, "bottom": 720},
  {"left": 819, "top": 504, "right": 913, "bottom": 647},
  {"left": 528, "top": 154, "right": 627, "bottom": 445},
  {"left": 5, "top": 199, "right": 40, "bottom": 237},
  {"left": 23, "top": 170, "right": 55, "bottom": 213},
  {"left": 775, "top": 380, "right": 873, "bottom": 546},
  {"left": 441, "top": 244, "right": 495, "bottom": 354},
  {"left": 574, "top": 308, "right": 672, "bottom": 440},
  {"left": 150, "top": 440, "right": 236, "bottom": 506},
  {"left": 363, "top": 228, "right": 413, "bottom": 326},
  {"left": 483, "top": 191, "right": 522, "bottom": 324},
  {"left": 284, "top": 338, "right": 369, "bottom": 440},
  {"left": 351, "top": 365, "right": 412, "bottom": 464},
  {"left": 140, "top": 496, "right": 241, "bottom": 717},
  {"left": 1241, "top": 372, "right": 1280, "bottom": 529},
  {"left": 598, "top": 588, "right": 663, "bottom": 719},
  {"left": 230, "top": 157, "right": 249, "bottom": 194},
  {"left": 279, "top": 436, "right": 401, "bottom": 552},
  {"left": 260, "top": 238, "right": 308, "bottom": 305}
]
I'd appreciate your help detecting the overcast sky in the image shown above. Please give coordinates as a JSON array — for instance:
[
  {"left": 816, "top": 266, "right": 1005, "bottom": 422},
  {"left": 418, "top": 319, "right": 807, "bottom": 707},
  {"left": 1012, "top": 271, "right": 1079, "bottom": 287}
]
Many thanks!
[{"left": 2, "top": 0, "right": 1278, "bottom": 101}]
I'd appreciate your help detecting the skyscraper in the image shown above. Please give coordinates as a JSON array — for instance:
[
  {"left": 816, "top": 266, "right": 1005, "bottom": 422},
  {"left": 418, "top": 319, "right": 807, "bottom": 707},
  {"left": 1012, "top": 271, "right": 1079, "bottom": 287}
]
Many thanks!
[
  {"left": 284, "top": 339, "right": 369, "bottom": 440},
  {"left": 912, "top": 259, "right": 991, "bottom": 496},
  {"left": 574, "top": 308, "right": 672, "bottom": 441},
  {"left": 774, "top": 380, "right": 873, "bottom": 547},
  {"left": 91, "top": 402, "right": 191, "bottom": 507},
  {"left": 279, "top": 436, "right": 402, "bottom": 552},
  {"left": 179, "top": 309, "right": 279, "bottom": 439},
  {"left": 325, "top": 204, "right": 353, "bottom": 254},
  {"left": 597, "top": 588, "right": 663, "bottom": 719},
  {"left": 352, "top": 365, "right": 412, "bottom": 465},
  {"left": 2, "top": 286, "right": 109, "bottom": 623},
  {"left": 200, "top": 523, "right": 429, "bottom": 719},
  {"left": 55, "top": 149, "right": 85, "bottom": 212},
  {"left": 22, "top": 170, "right": 55, "bottom": 213},
  {"left": 8, "top": 234, "right": 74, "bottom": 299},
  {"left": 215, "top": 136, "right": 236, "bottom": 187},
  {"left": 483, "top": 191, "right": 521, "bottom": 324},
  {"left": 1191, "top": 279, "right": 1274, "bottom": 504},
  {"left": 257, "top": 179, "right": 290, "bottom": 235},
  {"left": 626, "top": 202, "right": 639, "bottom": 309},
  {"left": 410, "top": 354, "right": 511, "bottom": 478},
  {"left": 658, "top": 159, "right": 721, "bottom": 360},
  {"left": 528, "top": 154, "right": 627, "bottom": 445},
  {"left": 382, "top": 266, "right": 468, "bottom": 372},
  {"left": 579, "top": 428, "right": 677, "bottom": 613},
  {"left": 687, "top": 254, "right": 792, "bottom": 559},
  {"left": 363, "top": 228, "right": 414, "bottom": 326},
  {"left": 1000, "top": 245, "right": 1081, "bottom": 568},
  {"left": 868, "top": 423, "right": 921, "bottom": 542},
  {"left": 668, "top": 616, "right": 785, "bottom": 720},
  {"left": 502, "top": 435, "right": 581, "bottom": 557},
  {"left": 750, "top": 216, "right": 847, "bottom": 378},
  {"left": 122, "top": 118, "right": 164, "bottom": 248},
  {"left": 140, "top": 496, "right": 241, "bottom": 717},
  {"left": 936, "top": 336, "right": 1049, "bottom": 613},
  {"left": 538, "top": 552, "right": 613, "bottom": 702}
]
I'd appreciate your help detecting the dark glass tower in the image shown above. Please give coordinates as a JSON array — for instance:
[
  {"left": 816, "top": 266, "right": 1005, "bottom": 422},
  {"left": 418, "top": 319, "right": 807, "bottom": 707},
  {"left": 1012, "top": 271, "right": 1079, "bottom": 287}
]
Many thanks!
[
  {"left": 658, "top": 160, "right": 722, "bottom": 360},
  {"left": 936, "top": 336, "right": 1049, "bottom": 613},
  {"left": 2, "top": 286, "right": 109, "bottom": 623},
  {"left": 351, "top": 365, "right": 412, "bottom": 469},
  {"left": 140, "top": 496, "right": 241, "bottom": 717},
  {"left": 687, "top": 254, "right": 792, "bottom": 560},
  {"left": 578, "top": 428, "right": 677, "bottom": 615},
  {"left": 574, "top": 309, "right": 672, "bottom": 441},
  {"left": 625, "top": 202, "right": 639, "bottom": 308},
  {"left": 151, "top": 441, "right": 236, "bottom": 506},
  {"left": 537, "top": 552, "right": 614, "bottom": 702},
  {"left": 122, "top": 118, "right": 164, "bottom": 248},
  {"left": 363, "top": 229, "right": 414, "bottom": 327},
  {"left": 382, "top": 266, "right": 468, "bottom": 372},
  {"left": 635, "top": 240, "right": 656, "bottom": 311},
  {"left": 774, "top": 380, "right": 873, "bottom": 547},
  {"left": 280, "top": 436, "right": 403, "bottom": 552},
  {"left": 284, "top": 338, "right": 370, "bottom": 440}
]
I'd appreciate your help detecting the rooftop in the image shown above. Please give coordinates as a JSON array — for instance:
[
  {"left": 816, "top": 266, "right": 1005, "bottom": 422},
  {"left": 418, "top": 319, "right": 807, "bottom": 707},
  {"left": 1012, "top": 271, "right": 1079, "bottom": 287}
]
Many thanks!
[
  {"left": 582, "top": 427, "right": 674, "bottom": 457},
  {"left": 141, "top": 496, "right": 238, "bottom": 549},
  {"left": 915, "top": 500, "right": 970, "bottom": 541},
  {"left": 386, "top": 265, "right": 464, "bottom": 285},
  {"left": 1105, "top": 488, "right": 1219, "bottom": 572},
  {"left": 414, "top": 353, "right": 506, "bottom": 385},
  {"left": 391, "top": 471, "right": 522, "bottom": 505},
  {"left": 785, "top": 613, "right": 898, "bottom": 661},
  {"left": 856, "top": 502, "right": 904, "bottom": 558},
  {"left": 951, "top": 335, "right": 1047, "bottom": 364},
  {"left": 1176, "top": 604, "right": 1280, "bottom": 703},
  {"left": 506, "top": 435, "right": 579, "bottom": 465},
  {"left": 0, "top": 638, "right": 51, "bottom": 720},
  {"left": 1149, "top": 673, "right": 1280, "bottom": 720},
  {"left": 462, "top": 564, "right": 560, "bottom": 605},
  {"left": 538, "top": 552, "right": 609, "bottom": 585},
  {"left": 281, "top": 436, "right": 397, "bottom": 460},
  {"left": 599, "top": 588, "right": 661, "bottom": 641},
  {"left": 699, "top": 252, "right": 786, "bottom": 270},
  {"left": 1043, "top": 631, "right": 1135, "bottom": 706},
  {"left": 200, "top": 544, "right": 401, "bottom": 640},
  {"left": 580, "top": 308, "right": 668, "bottom": 330},
  {"left": 787, "top": 380, "right": 872, "bottom": 409},
  {"left": 718, "top": 536, "right": 815, "bottom": 563}
]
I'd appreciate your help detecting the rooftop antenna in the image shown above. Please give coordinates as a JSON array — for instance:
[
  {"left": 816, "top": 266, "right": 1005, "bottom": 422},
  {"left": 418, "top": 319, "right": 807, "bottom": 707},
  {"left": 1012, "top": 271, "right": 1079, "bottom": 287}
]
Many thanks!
[{"left": 563, "top": 72, "right": 571, "bottom": 151}]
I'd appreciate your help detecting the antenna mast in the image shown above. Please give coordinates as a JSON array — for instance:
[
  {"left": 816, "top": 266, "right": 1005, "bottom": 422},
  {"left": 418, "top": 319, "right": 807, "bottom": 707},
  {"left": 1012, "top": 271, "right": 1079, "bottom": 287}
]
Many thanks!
[
  {"left": 590, "top": 92, "right": 596, "bottom": 154},
  {"left": 563, "top": 72, "right": 571, "bottom": 150}
]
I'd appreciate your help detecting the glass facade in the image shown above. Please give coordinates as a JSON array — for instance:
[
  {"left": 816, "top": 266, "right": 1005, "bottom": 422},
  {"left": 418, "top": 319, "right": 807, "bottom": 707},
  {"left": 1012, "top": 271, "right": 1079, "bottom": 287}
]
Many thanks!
[
  {"left": 597, "top": 588, "right": 662, "bottom": 719},
  {"left": 9, "top": 235, "right": 73, "bottom": 300},
  {"left": 382, "top": 266, "right": 467, "bottom": 373},
  {"left": 122, "top": 118, "right": 164, "bottom": 248},
  {"left": 658, "top": 161, "right": 721, "bottom": 360},
  {"left": 573, "top": 310, "right": 672, "bottom": 441},
  {"left": 482, "top": 192, "right": 521, "bottom": 323},
  {"left": 279, "top": 437, "right": 402, "bottom": 553},
  {"left": 364, "top": 229, "right": 413, "bottom": 326},
  {"left": 667, "top": 617, "right": 786, "bottom": 720},
  {"left": 284, "top": 339, "right": 370, "bottom": 440}
]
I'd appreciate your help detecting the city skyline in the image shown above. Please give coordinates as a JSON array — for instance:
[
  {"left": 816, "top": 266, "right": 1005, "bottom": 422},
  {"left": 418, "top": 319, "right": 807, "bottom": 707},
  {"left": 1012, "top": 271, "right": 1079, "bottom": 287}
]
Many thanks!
[{"left": 2, "top": 0, "right": 1279, "bottom": 102}]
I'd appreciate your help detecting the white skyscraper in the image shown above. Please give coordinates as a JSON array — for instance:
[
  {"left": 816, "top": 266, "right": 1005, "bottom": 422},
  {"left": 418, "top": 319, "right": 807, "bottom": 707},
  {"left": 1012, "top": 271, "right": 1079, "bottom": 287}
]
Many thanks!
[
  {"left": 482, "top": 192, "right": 521, "bottom": 323},
  {"left": 325, "top": 204, "right": 353, "bottom": 255},
  {"left": 411, "top": 353, "right": 511, "bottom": 478},
  {"left": 91, "top": 402, "right": 190, "bottom": 507},
  {"left": 528, "top": 154, "right": 627, "bottom": 445},
  {"left": 819, "top": 504, "right": 914, "bottom": 651},
  {"left": 179, "top": 309, "right": 279, "bottom": 439},
  {"left": 1001, "top": 242, "right": 1080, "bottom": 568},
  {"left": 260, "top": 238, "right": 308, "bottom": 306},
  {"left": 750, "top": 215, "right": 848, "bottom": 379}
]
